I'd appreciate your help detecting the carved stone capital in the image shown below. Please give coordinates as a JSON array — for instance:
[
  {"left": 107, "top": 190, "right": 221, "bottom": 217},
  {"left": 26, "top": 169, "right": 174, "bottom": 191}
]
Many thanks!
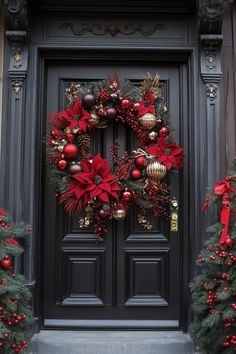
[
  {"left": 198, "top": 0, "right": 224, "bottom": 35},
  {"left": 4, "top": 0, "right": 29, "bottom": 77},
  {"left": 198, "top": 2, "right": 224, "bottom": 89}
]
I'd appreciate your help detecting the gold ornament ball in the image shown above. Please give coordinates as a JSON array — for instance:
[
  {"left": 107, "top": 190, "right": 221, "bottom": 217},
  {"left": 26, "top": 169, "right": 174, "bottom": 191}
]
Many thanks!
[
  {"left": 148, "top": 131, "right": 158, "bottom": 141},
  {"left": 89, "top": 112, "right": 100, "bottom": 126},
  {"left": 146, "top": 161, "right": 167, "bottom": 180},
  {"left": 113, "top": 208, "right": 126, "bottom": 221},
  {"left": 139, "top": 113, "right": 157, "bottom": 130}
]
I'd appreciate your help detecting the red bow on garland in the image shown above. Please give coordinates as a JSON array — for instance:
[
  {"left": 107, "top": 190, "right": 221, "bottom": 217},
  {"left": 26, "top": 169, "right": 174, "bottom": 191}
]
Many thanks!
[
  {"left": 138, "top": 92, "right": 155, "bottom": 117},
  {"left": 60, "top": 98, "right": 91, "bottom": 132},
  {"left": 214, "top": 176, "right": 236, "bottom": 245}
]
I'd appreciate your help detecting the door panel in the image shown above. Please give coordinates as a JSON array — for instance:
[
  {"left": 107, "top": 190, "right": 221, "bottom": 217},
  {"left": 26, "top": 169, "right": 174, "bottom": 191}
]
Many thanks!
[{"left": 43, "top": 62, "right": 182, "bottom": 328}]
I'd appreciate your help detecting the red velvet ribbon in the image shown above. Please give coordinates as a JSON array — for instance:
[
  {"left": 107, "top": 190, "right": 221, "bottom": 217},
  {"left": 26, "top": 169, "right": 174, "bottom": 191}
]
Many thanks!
[
  {"left": 213, "top": 176, "right": 236, "bottom": 244},
  {"left": 219, "top": 195, "right": 230, "bottom": 244}
]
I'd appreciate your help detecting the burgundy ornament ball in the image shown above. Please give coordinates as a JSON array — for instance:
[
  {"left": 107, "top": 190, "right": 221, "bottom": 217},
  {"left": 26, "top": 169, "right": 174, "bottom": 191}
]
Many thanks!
[
  {"left": 57, "top": 159, "right": 67, "bottom": 170},
  {"left": 1, "top": 256, "right": 12, "bottom": 270},
  {"left": 134, "top": 155, "right": 147, "bottom": 169},
  {"left": 131, "top": 169, "right": 142, "bottom": 180},
  {"left": 106, "top": 107, "right": 117, "bottom": 119},
  {"left": 122, "top": 190, "right": 132, "bottom": 202},
  {"left": 82, "top": 93, "right": 96, "bottom": 109},
  {"left": 69, "top": 163, "right": 82, "bottom": 175},
  {"left": 63, "top": 144, "right": 78, "bottom": 160}
]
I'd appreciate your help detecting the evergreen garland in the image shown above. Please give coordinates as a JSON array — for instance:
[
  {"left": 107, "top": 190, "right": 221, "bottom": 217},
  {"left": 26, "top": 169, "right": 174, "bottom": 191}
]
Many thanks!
[
  {"left": 0, "top": 210, "right": 34, "bottom": 353},
  {"left": 190, "top": 160, "right": 236, "bottom": 353}
]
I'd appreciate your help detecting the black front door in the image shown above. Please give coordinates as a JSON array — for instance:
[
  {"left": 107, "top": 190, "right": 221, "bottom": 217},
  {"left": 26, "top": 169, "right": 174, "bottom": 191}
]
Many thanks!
[{"left": 42, "top": 60, "right": 185, "bottom": 329}]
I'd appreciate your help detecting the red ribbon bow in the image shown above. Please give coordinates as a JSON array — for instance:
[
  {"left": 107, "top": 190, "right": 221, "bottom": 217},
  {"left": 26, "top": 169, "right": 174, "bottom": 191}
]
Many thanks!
[
  {"left": 214, "top": 176, "right": 236, "bottom": 195},
  {"left": 213, "top": 176, "right": 236, "bottom": 244}
]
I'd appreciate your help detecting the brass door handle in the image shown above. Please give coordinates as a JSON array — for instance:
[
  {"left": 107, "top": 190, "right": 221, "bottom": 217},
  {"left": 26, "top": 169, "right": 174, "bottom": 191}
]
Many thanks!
[{"left": 170, "top": 198, "right": 178, "bottom": 232}]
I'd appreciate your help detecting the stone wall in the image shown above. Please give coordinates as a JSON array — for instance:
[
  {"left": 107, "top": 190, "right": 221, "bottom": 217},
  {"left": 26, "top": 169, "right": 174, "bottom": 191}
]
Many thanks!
[{"left": 220, "top": 2, "right": 236, "bottom": 171}]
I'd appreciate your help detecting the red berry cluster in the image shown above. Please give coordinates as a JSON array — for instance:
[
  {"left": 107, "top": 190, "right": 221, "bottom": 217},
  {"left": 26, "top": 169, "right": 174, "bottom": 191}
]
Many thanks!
[
  {"left": 224, "top": 317, "right": 235, "bottom": 329},
  {"left": 224, "top": 334, "right": 236, "bottom": 350},
  {"left": 0, "top": 221, "right": 12, "bottom": 230},
  {"left": 1, "top": 310, "right": 27, "bottom": 327},
  {"left": 98, "top": 89, "right": 110, "bottom": 103},
  {"left": 206, "top": 290, "right": 218, "bottom": 308},
  {"left": 115, "top": 105, "right": 148, "bottom": 148}
]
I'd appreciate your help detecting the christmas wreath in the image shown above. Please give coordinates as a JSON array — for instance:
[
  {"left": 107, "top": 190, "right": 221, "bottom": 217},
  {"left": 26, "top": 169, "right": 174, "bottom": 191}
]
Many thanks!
[{"left": 48, "top": 73, "right": 184, "bottom": 238}]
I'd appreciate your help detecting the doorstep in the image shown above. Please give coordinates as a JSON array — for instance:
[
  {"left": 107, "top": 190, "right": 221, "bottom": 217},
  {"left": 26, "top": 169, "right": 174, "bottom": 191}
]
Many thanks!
[{"left": 30, "top": 330, "right": 194, "bottom": 354}]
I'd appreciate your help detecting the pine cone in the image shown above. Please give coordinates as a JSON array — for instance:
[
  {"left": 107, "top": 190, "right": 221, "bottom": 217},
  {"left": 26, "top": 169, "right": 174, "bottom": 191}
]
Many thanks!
[{"left": 77, "top": 134, "right": 91, "bottom": 150}]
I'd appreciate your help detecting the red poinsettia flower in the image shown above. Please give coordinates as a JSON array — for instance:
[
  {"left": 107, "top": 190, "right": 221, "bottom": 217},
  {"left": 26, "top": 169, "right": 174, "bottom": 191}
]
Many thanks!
[
  {"left": 138, "top": 92, "right": 155, "bottom": 117},
  {"left": 60, "top": 99, "right": 91, "bottom": 132},
  {"left": 61, "top": 154, "right": 120, "bottom": 214},
  {"left": 6, "top": 238, "right": 20, "bottom": 247},
  {"left": 147, "top": 138, "right": 184, "bottom": 170}
]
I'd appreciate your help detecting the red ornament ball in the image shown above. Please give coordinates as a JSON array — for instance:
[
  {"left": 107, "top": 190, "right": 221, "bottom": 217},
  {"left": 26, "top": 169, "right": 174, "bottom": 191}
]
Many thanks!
[
  {"left": 51, "top": 129, "right": 59, "bottom": 139},
  {"left": 82, "top": 93, "right": 96, "bottom": 109},
  {"left": 122, "top": 190, "right": 132, "bottom": 202},
  {"left": 63, "top": 144, "right": 78, "bottom": 160},
  {"left": 0, "top": 256, "right": 12, "bottom": 270},
  {"left": 159, "top": 127, "right": 169, "bottom": 138},
  {"left": 134, "top": 155, "right": 147, "bottom": 169},
  {"left": 133, "top": 102, "right": 140, "bottom": 111},
  {"left": 225, "top": 237, "right": 233, "bottom": 248},
  {"left": 66, "top": 133, "right": 75, "bottom": 142},
  {"left": 121, "top": 99, "right": 130, "bottom": 109},
  {"left": 106, "top": 107, "right": 117, "bottom": 119},
  {"left": 57, "top": 159, "right": 67, "bottom": 170},
  {"left": 131, "top": 169, "right": 142, "bottom": 180}
]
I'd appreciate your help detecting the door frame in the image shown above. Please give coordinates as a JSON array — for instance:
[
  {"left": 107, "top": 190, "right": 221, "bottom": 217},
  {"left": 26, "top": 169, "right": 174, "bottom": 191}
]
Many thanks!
[
  {"left": 33, "top": 46, "right": 196, "bottom": 331},
  {"left": 2, "top": 0, "right": 225, "bottom": 334}
]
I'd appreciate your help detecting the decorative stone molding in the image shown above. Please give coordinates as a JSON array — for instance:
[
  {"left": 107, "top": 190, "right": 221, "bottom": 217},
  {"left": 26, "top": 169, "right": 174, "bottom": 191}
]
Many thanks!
[
  {"left": 206, "top": 82, "right": 218, "bottom": 101},
  {"left": 3, "top": 0, "right": 30, "bottom": 279},
  {"left": 197, "top": 0, "right": 225, "bottom": 249},
  {"left": 4, "top": 0, "right": 29, "bottom": 78},
  {"left": 59, "top": 22, "right": 167, "bottom": 37}
]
